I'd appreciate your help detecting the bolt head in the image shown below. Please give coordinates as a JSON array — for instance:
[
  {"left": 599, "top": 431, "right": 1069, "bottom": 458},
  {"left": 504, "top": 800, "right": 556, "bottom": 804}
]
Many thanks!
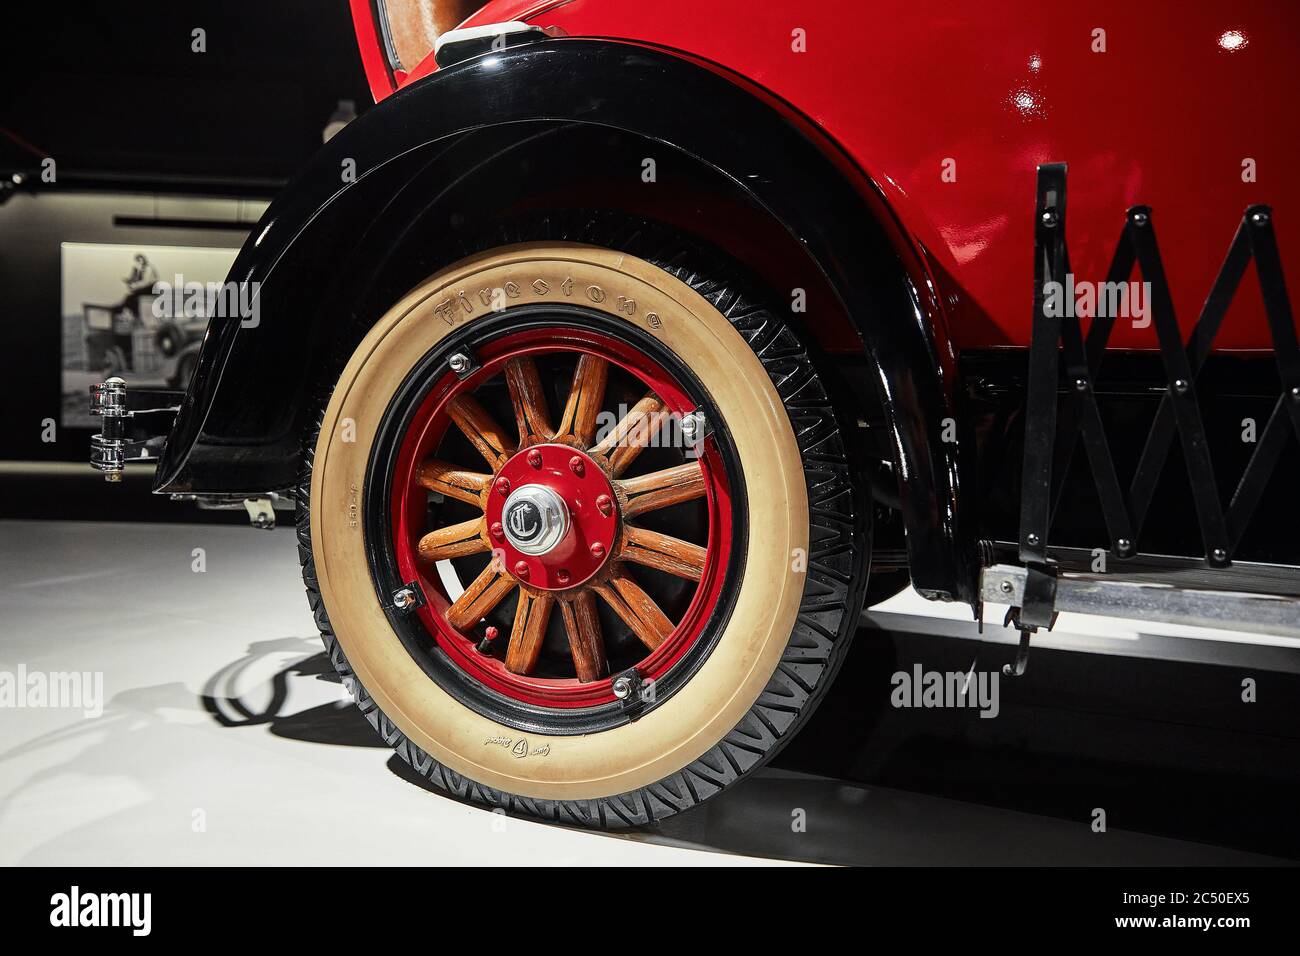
[
  {"left": 1211, "top": 548, "right": 1228, "bottom": 564},
  {"left": 1131, "top": 211, "right": 1149, "bottom": 226},
  {"left": 556, "top": 569, "right": 571, "bottom": 585},
  {"left": 1290, "top": 385, "right": 1300, "bottom": 401},
  {"left": 1117, "top": 537, "right": 1133, "bottom": 554},
  {"left": 1173, "top": 379, "right": 1190, "bottom": 394},
  {"left": 527, "top": 449, "right": 543, "bottom": 468},
  {"left": 1074, "top": 378, "right": 1088, "bottom": 391},
  {"left": 513, "top": 560, "right": 530, "bottom": 579},
  {"left": 999, "top": 579, "right": 1014, "bottom": 594},
  {"left": 494, "top": 476, "right": 511, "bottom": 496},
  {"left": 1026, "top": 533, "right": 1041, "bottom": 547},
  {"left": 392, "top": 587, "right": 417, "bottom": 608},
  {"left": 448, "top": 352, "right": 470, "bottom": 373},
  {"left": 1252, "top": 211, "right": 1270, "bottom": 225},
  {"left": 596, "top": 493, "right": 614, "bottom": 516},
  {"left": 589, "top": 542, "right": 606, "bottom": 559},
  {"left": 568, "top": 455, "right": 585, "bottom": 476},
  {"left": 1041, "top": 210, "right": 1058, "bottom": 227},
  {"left": 612, "top": 676, "right": 633, "bottom": 700},
  {"left": 489, "top": 521, "right": 504, "bottom": 540}
]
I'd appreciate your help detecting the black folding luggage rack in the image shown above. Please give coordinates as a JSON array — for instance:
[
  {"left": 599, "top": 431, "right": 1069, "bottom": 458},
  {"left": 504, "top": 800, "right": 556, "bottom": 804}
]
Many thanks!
[{"left": 985, "top": 163, "right": 1300, "bottom": 639}]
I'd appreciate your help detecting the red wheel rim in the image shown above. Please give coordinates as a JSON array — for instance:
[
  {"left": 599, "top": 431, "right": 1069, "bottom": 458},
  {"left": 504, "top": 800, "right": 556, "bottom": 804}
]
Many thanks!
[{"left": 390, "top": 327, "right": 733, "bottom": 709}]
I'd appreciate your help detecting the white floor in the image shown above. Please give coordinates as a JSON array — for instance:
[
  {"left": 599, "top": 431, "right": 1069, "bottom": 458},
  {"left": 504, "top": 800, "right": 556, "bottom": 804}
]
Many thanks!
[{"left": 0, "top": 520, "right": 1288, "bottom": 866}]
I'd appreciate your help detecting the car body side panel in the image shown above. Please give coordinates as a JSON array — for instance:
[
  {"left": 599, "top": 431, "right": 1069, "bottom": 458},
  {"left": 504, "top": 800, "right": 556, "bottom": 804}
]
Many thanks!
[{"left": 417, "top": 0, "right": 1297, "bottom": 353}]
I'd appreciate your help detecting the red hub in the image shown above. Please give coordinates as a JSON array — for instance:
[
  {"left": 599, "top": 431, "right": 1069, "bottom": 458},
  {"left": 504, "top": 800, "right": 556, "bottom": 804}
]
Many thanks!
[
  {"left": 484, "top": 444, "right": 618, "bottom": 590},
  {"left": 388, "top": 327, "right": 732, "bottom": 709}
]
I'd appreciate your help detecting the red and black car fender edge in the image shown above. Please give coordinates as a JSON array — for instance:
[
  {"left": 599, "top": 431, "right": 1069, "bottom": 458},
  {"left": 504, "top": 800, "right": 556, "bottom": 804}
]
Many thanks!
[{"left": 153, "top": 37, "right": 978, "bottom": 605}]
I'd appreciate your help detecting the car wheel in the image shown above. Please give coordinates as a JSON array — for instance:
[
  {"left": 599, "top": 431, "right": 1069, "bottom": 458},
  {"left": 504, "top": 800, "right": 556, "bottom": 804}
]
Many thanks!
[{"left": 296, "top": 222, "right": 869, "bottom": 827}]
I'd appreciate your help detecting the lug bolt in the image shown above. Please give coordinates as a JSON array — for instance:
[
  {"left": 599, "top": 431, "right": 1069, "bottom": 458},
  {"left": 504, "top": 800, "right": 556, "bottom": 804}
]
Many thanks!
[
  {"left": 612, "top": 676, "right": 634, "bottom": 700},
  {"left": 449, "top": 352, "right": 471, "bottom": 374},
  {"left": 489, "top": 521, "right": 504, "bottom": 540},
  {"left": 513, "top": 560, "right": 530, "bottom": 579},
  {"left": 589, "top": 542, "right": 606, "bottom": 559},
  {"left": 495, "top": 477, "right": 511, "bottom": 496},
  {"left": 568, "top": 456, "right": 585, "bottom": 477},
  {"left": 596, "top": 494, "right": 614, "bottom": 516},
  {"left": 527, "top": 449, "right": 543, "bottom": 468},
  {"left": 392, "top": 587, "right": 417, "bottom": 608},
  {"left": 556, "top": 569, "right": 571, "bottom": 585}
]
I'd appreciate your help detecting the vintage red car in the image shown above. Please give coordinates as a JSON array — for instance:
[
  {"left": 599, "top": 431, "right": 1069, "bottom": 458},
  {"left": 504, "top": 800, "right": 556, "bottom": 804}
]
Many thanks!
[{"left": 90, "top": 1, "right": 1300, "bottom": 826}]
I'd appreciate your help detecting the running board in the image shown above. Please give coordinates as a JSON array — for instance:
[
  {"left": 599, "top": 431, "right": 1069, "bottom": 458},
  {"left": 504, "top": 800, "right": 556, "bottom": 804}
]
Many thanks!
[{"left": 981, "top": 563, "right": 1300, "bottom": 640}]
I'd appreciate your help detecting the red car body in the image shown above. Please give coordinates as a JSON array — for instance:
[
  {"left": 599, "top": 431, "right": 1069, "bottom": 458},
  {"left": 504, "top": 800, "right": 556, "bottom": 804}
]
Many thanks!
[{"left": 354, "top": 0, "right": 1295, "bottom": 354}]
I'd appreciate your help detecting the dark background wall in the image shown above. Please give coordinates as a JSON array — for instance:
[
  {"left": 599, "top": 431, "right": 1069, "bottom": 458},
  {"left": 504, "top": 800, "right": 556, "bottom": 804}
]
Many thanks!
[{"left": 0, "top": 2, "right": 370, "bottom": 519}]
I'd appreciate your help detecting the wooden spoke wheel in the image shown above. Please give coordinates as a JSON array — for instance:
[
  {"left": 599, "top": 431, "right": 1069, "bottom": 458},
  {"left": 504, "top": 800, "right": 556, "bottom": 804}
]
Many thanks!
[
  {"left": 388, "top": 327, "right": 732, "bottom": 708},
  {"left": 300, "top": 233, "right": 866, "bottom": 823}
]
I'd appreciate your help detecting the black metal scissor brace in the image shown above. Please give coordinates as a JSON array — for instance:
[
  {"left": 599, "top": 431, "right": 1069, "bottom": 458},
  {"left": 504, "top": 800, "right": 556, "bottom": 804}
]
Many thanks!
[{"left": 993, "top": 163, "right": 1300, "bottom": 638}]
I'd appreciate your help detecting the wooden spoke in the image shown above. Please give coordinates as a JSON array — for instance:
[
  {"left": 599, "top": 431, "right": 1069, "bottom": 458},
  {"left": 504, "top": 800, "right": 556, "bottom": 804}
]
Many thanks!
[
  {"left": 621, "top": 526, "right": 706, "bottom": 581},
  {"left": 590, "top": 393, "right": 667, "bottom": 476},
  {"left": 559, "top": 590, "right": 608, "bottom": 682},
  {"left": 504, "top": 357, "right": 554, "bottom": 444},
  {"left": 415, "top": 459, "right": 489, "bottom": 506},
  {"left": 448, "top": 394, "right": 512, "bottom": 467},
  {"left": 417, "top": 517, "right": 487, "bottom": 563},
  {"left": 505, "top": 590, "right": 554, "bottom": 676},
  {"left": 555, "top": 354, "right": 608, "bottom": 446},
  {"left": 592, "top": 571, "right": 673, "bottom": 650},
  {"left": 445, "top": 560, "right": 516, "bottom": 631},
  {"left": 618, "top": 462, "right": 706, "bottom": 518}
]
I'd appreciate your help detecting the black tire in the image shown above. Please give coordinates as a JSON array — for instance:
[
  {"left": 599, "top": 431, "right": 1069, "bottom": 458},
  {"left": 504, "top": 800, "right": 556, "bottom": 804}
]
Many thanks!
[{"left": 295, "top": 214, "right": 870, "bottom": 827}]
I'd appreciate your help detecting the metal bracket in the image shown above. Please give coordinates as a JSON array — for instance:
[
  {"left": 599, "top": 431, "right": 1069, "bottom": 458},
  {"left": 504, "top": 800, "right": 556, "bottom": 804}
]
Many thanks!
[
  {"left": 243, "top": 497, "right": 276, "bottom": 530},
  {"left": 390, "top": 581, "right": 427, "bottom": 615},
  {"left": 611, "top": 668, "right": 648, "bottom": 718}
]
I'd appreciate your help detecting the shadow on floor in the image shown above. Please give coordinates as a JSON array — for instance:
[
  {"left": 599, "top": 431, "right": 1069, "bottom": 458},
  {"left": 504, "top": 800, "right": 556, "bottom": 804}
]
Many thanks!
[{"left": 200, "top": 628, "right": 1300, "bottom": 864}]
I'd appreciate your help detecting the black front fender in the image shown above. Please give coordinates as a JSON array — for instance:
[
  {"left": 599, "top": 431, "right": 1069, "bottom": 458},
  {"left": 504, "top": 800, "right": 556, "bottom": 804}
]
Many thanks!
[{"left": 156, "top": 37, "right": 977, "bottom": 604}]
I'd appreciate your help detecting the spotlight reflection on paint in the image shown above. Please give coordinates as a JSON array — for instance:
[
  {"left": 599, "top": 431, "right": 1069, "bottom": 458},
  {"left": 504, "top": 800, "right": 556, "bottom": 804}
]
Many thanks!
[{"left": 1218, "top": 30, "right": 1248, "bottom": 52}]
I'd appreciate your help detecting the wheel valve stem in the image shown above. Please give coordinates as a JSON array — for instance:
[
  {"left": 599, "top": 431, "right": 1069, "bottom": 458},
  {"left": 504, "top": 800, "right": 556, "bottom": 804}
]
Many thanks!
[{"left": 477, "top": 625, "right": 499, "bottom": 654}]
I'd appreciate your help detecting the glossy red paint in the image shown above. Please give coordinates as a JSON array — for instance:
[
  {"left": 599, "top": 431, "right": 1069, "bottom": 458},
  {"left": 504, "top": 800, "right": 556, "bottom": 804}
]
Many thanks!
[
  {"left": 348, "top": 0, "right": 399, "bottom": 101},
  {"left": 360, "top": 1, "right": 1296, "bottom": 352}
]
